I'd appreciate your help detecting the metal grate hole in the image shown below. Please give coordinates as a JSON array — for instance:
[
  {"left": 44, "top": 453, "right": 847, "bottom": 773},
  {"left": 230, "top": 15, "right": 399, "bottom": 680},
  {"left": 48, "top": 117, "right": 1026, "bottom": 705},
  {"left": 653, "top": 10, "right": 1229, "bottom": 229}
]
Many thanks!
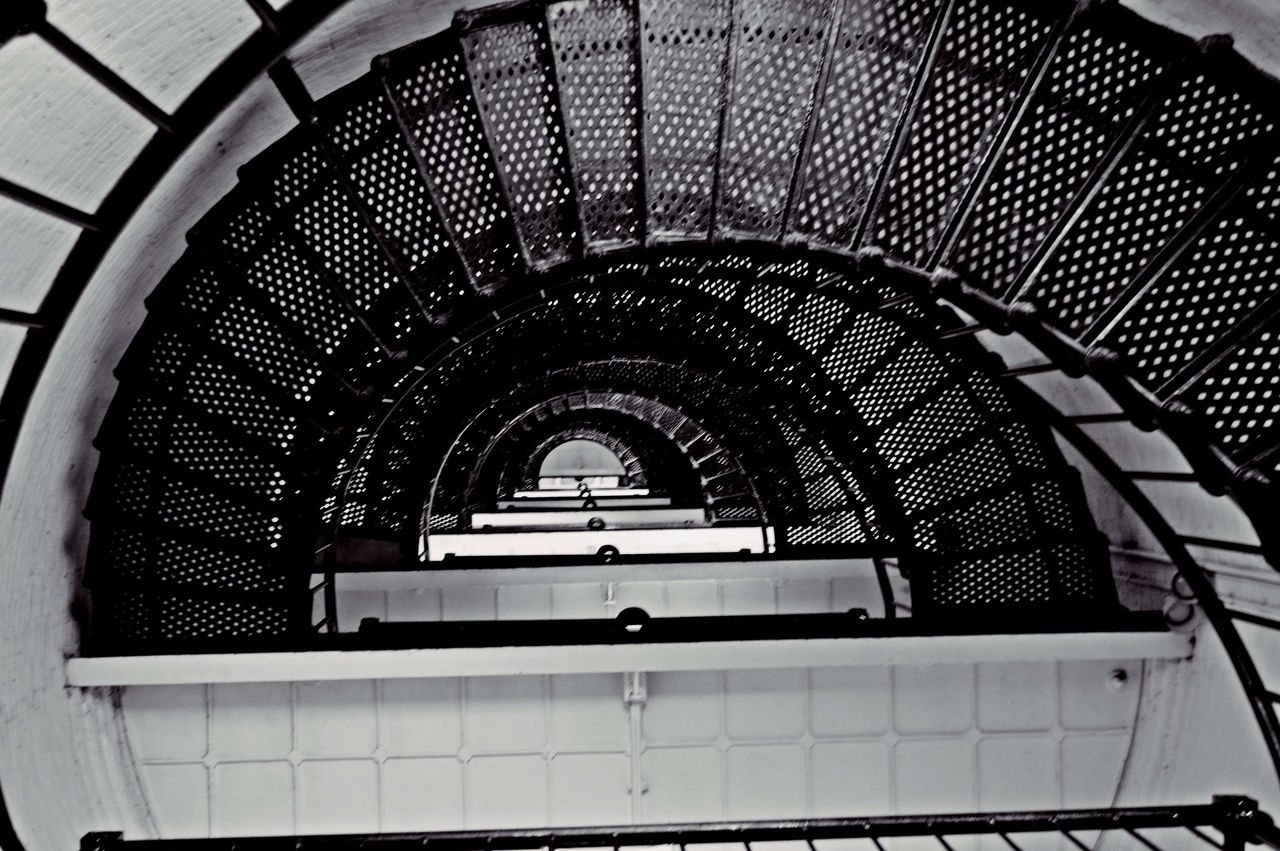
[
  {"left": 157, "top": 596, "right": 291, "bottom": 640},
  {"left": 383, "top": 36, "right": 525, "bottom": 288},
  {"left": 929, "top": 487, "right": 1036, "bottom": 551},
  {"left": 896, "top": 434, "right": 1011, "bottom": 515},
  {"left": 1027, "top": 153, "right": 1204, "bottom": 334},
  {"left": 926, "top": 550, "right": 1054, "bottom": 607},
  {"left": 821, "top": 312, "right": 902, "bottom": 389},
  {"left": 155, "top": 538, "right": 288, "bottom": 594},
  {"left": 744, "top": 283, "right": 801, "bottom": 326},
  {"left": 95, "top": 527, "right": 150, "bottom": 584},
  {"left": 790, "top": 0, "right": 941, "bottom": 245},
  {"left": 640, "top": 0, "right": 733, "bottom": 237},
  {"left": 169, "top": 414, "right": 288, "bottom": 500},
  {"left": 878, "top": 383, "right": 981, "bottom": 469},
  {"left": 207, "top": 296, "right": 324, "bottom": 402},
  {"left": 110, "top": 462, "right": 153, "bottom": 518},
  {"left": 790, "top": 292, "right": 854, "bottom": 353},
  {"left": 154, "top": 472, "right": 285, "bottom": 549},
  {"left": 284, "top": 163, "right": 431, "bottom": 347},
  {"left": 950, "top": 22, "right": 1167, "bottom": 294},
  {"left": 1246, "top": 154, "right": 1280, "bottom": 226},
  {"left": 183, "top": 353, "right": 301, "bottom": 449},
  {"left": 1028, "top": 72, "right": 1274, "bottom": 335},
  {"left": 462, "top": 17, "right": 579, "bottom": 266},
  {"left": 1105, "top": 211, "right": 1280, "bottom": 389},
  {"left": 239, "top": 238, "right": 357, "bottom": 353},
  {"left": 786, "top": 511, "right": 870, "bottom": 546},
  {"left": 320, "top": 78, "right": 471, "bottom": 313},
  {"left": 871, "top": 0, "right": 1053, "bottom": 265},
  {"left": 717, "top": 0, "right": 833, "bottom": 238},
  {"left": 113, "top": 392, "right": 169, "bottom": 456},
  {"left": 1148, "top": 73, "right": 1274, "bottom": 177},
  {"left": 547, "top": 0, "right": 643, "bottom": 248},
  {"left": 851, "top": 341, "right": 950, "bottom": 428},
  {"left": 1028, "top": 477, "right": 1077, "bottom": 532},
  {"left": 1186, "top": 321, "right": 1280, "bottom": 457}
]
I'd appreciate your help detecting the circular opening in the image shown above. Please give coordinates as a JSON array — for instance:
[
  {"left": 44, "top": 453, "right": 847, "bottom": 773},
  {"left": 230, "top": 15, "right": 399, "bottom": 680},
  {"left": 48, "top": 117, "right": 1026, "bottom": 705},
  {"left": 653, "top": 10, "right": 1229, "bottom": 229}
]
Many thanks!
[{"left": 538, "top": 439, "right": 627, "bottom": 489}]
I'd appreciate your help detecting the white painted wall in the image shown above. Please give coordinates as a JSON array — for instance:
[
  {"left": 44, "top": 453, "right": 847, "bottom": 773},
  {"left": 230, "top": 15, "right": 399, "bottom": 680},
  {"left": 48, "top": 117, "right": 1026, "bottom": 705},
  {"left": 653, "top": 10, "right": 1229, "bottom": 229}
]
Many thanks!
[
  {"left": 1, "top": 1, "right": 1279, "bottom": 848},
  {"left": 329, "top": 563, "right": 891, "bottom": 630},
  {"left": 120, "top": 659, "right": 1143, "bottom": 838}
]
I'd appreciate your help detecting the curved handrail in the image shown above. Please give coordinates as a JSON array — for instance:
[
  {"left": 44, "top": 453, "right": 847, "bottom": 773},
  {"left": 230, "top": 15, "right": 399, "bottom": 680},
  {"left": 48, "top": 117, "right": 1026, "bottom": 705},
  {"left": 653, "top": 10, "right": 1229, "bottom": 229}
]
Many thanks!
[
  {"left": 0, "top": 6, "right": 354, "bottom": 847},
  {"left": 2, "top": 0, "right": 1279, "bottom": 840}
]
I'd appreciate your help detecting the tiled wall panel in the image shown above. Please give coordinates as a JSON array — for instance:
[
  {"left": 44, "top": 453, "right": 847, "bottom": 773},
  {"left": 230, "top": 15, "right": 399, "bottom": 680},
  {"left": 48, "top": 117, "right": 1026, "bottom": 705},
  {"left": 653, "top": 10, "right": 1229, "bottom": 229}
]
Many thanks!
[
  {"left": 332, "top": 572, "right": 891, "bottom": 632},
  {"left": 121, "top": 661, "right": 1144, "bottom": 838}
]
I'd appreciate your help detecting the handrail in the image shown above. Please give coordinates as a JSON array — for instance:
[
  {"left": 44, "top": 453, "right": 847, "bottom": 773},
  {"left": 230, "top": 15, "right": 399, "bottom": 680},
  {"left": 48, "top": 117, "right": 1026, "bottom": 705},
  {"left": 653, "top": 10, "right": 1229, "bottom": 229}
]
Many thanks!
[
  {"left": 0, "top": 4, "right": 358, "bottom": 849},
  {"left": 77, "top": 798, "right": 1274, "bottom": 851},
  {"left": 0, "top": 0, "right": 352, "bottom": 489}
]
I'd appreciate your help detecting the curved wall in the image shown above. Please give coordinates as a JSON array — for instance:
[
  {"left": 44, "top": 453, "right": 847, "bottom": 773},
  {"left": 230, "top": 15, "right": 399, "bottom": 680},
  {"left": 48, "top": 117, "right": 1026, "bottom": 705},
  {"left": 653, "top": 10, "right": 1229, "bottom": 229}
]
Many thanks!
[{"left": 1, "top": 0, "right": 1279, "bottom": 847}]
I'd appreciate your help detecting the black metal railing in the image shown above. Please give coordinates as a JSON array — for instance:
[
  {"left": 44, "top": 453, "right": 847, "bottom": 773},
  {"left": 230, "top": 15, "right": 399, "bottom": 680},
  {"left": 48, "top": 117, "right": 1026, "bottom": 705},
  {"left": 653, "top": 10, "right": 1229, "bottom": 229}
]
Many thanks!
[{"left": 78, "top": 798, "right": 1280, "bottom": 851}]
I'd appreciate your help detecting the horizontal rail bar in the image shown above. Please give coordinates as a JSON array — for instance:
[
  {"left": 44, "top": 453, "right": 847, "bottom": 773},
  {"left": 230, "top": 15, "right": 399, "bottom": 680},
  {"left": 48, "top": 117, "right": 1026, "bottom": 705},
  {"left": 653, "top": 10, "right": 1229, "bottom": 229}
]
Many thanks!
[
  {"left": 1125, "top": 471, "right": 1203, "bottom": 483},
  {"left": 0, "top": 308, "right": 45, "bottom": 330},
  {"left": 78, "top": 802, "right": 1246, "bottom": 850},
  {"left": 67, "top": 622, "right": 1186, "bottom": 685},
  {"left": 1002, "top": 362, "right": 1059, "bottom": 378},
  {"left": 330, "top": 555, "right": 880, "bottom": 590},
  {"left": 1064, "top": 413, "right": 1132, "bottom": 424},
  {"left": 1226, "top": 608, "right": 1280, "bottom": 632},
  {"left": 0, "top": 175, "right": 98, "bottom": 230},
  {"left": 426, "top": 525, "right": 770, "bottom": 560},
  {"left": 1180, "top": 536, "right": 1267, "bottom": 556},
  {"left": 36, "top": 21, "right": 174, "bottom": 133}
]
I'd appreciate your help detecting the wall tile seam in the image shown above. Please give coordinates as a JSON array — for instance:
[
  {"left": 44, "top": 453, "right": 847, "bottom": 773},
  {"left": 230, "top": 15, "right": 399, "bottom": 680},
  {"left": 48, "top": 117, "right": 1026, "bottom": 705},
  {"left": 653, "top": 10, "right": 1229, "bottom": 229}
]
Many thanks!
[{"left": 139, "top": 727, "right": 1135, "bottom": 768}]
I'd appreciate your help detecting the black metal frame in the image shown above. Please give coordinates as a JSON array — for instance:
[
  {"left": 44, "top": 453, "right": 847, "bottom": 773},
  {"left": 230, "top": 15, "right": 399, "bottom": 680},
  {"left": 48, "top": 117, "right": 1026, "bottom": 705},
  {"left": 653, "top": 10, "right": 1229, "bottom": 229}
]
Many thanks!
[
  {"left": 327, "top": 258, "right": 915, "bottom": 559},
  {"left": 4, "top": 0, "right": 1280, "bottom": 843},
  {"left": 78, "top": 798, "right": 1280, "bottom": 851},
  {"left": 0, "top": 0, "right": 354, "bottom": 496},
  {"left": 0, "top": 4, "right": 361, "bottom": 849},
  {"left": 439, "top": 385, "right": 760, "bottom": 525}
]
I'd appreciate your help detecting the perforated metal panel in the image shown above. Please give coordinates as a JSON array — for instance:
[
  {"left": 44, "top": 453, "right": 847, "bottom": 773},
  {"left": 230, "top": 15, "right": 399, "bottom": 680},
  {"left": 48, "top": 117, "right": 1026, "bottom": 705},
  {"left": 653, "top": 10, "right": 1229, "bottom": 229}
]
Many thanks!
[
  {"left": 896, "top": 434, "right": 1011, "bottom": 516},
  {"left": 877, "top": 383, "right": 979, "bottom": 471},
  {"left": 260, "top": 135, "right": 433, "bottom": 349},
  {"left": 1103, "top": 208, "right": 1280, "bottom": 389},
  {"left": 1247, "top": 155, "right": 1280, "bottom": 227},
  {"left": 639, "top": 0, "right": 732, "bottom": 238},
  {"left": 80, "top": 0, "right": 1227, "bottom": 646},
  {"left": 716, "top": 0, "right": 834, "bottom": 238},
  {"left": 851, "top": 341, "right": 950, "bottom": 428},
  {"left": 788, "top": 0, "right": 942, "bottom": 246},
  {"left": 1025, "top": 72, "right": 1274, "bottom": 334},
  {"left": 182, "top": 353, "right": 304, "bottom": 449},
  {"left": 381, "top": 35, "right": 525, "bottom": 290},
  {"left": 547, "top": 0, "right": 643, "bottom": 249},
  {"left": 1185, "top": 319, "right": 1280, "bottom": 459},
  {"left": 461, "top": 13, "right": 580, "bottom": 267},
  {"left": 948, "top": 15, "right": 1172, "bottom": 295},
  {"left": 318, "top": 77, "right": 471, "bottom": 315},
  {"left": 869, "top": 0, "right": 1055, "bottom": 265}
]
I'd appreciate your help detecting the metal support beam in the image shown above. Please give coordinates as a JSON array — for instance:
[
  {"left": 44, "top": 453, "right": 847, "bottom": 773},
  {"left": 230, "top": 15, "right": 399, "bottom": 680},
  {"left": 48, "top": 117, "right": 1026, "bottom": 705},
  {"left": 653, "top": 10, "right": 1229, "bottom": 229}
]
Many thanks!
[
  {"left": 35, "top": 20, "right": 174, "bottom": 133},
  {"left": 0, "top": 175, "right": 98, "bottom": 230},
  {"left": 66, "top": 618, "right": 1185, "bottom": 686}
]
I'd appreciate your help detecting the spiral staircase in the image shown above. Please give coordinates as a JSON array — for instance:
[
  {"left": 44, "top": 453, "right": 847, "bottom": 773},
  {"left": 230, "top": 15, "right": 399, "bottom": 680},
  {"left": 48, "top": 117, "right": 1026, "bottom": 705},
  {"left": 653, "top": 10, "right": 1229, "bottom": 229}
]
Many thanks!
[
  {"left": 5, "top": 0, "right": 1280, "bottom": 846},
  {"left": 67, "top": 0, "right": 1275, "bottom": 637}
]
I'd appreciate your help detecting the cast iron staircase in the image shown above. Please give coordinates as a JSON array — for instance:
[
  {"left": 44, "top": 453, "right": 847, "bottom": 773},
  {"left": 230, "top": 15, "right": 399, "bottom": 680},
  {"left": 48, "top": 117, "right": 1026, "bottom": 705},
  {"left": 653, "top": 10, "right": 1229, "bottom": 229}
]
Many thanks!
[{"left": 82, "top": 0, "right": 1280, "bottom": 654}]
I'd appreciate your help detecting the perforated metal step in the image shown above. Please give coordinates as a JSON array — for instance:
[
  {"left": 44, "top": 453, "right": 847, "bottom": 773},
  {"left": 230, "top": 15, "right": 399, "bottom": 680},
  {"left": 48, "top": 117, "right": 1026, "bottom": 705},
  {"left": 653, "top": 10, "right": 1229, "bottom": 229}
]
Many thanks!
[{"left": 85, "top": 0, "right": 1280, "bottom": 650}]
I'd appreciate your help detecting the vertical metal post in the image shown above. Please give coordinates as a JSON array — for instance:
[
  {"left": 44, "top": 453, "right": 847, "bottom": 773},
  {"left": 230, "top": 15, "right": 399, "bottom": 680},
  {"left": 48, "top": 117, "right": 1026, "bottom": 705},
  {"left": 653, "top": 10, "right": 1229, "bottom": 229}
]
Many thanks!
[
  {"left": 781, "top": 0, "right": 846, "bottom": 241},
  {"left": 850, "top": 0, "right": 955, "bottom": 251},
  {"left": 928, "top": 1, "right": 1081, "bottom": 268},
  {"left": 707, "top": 0, "right": 741, "bottom": 240},
  {"left": 632, "top": 0, "right": 651, "bottom": 247}
]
